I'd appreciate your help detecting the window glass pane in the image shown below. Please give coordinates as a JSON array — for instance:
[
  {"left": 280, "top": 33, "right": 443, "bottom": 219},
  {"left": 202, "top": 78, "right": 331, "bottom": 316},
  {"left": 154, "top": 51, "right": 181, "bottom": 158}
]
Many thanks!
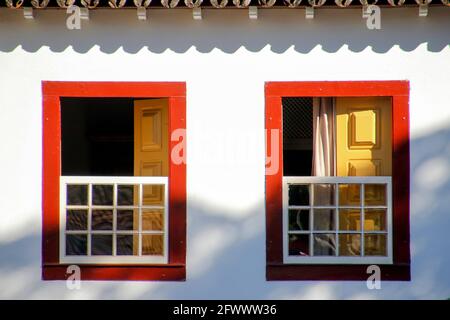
[
  {"left": 91, "top": 234, "right": 112, "bottom": 255},
  {"left": 288, "top": 234, "right": 309, "bottom": 256},
  {"left": 66, "top": 234, "right": 87, "bottom": 256},
  {"left": 364, "top": 234, "right": 387, "bottom": 256},
  {"left": 313, "top": 234, "right": 336, "bottom": 256},
  {"left": 117, "top": 209, "right": 138, "bottom": 231},
  {"left": 364, "top": 184, "right": 386, "bottom": 206},
  {"left": 142, "top": 184, "right": 164, "bottom": 206},
  {"left": 92, "top": 184, "right": 113, "bottom": 206},
  {"left": 313, "top": 209, "right": 335, "bottom": 231},
  {"left": 117, "top": 185, "right": 136, "bottom": 206},
  {"left": 288, "top": 184, "right": 309, "bottom": 206},
  {"left": 142, "top": 235, "right": 164, "bottom": 255},
  {"left": 288, "top": 209, "right": 309, "bottom": 231},
  {"left": 313, "top": 184, "right": 335, "bottom": 206},
  {"left": 117, "top": 235, "right": 138, "bottom": 256},
  {"left": 364, "top": 209, "right": 386, "bottom": 231},
  {"left": 142, "top": 210, "right": 164, "bottom": 231},
  {"left": 92, "top": 210, "right": 113, "bottom": 230},
  {"left": 339, "top": 209, "right": 361, "bottom": 231},
  {"left": 338, "top": 234, "right": 361, "bottom": 256},
  {"left": 67, "top": 184, "right": 88, "bottom": 205},
  {"left": 66, "top": 209, "right": 88, "bottom": 231},
  {"left": 339, "top": 184, "right": 361, "bottom": 206}
]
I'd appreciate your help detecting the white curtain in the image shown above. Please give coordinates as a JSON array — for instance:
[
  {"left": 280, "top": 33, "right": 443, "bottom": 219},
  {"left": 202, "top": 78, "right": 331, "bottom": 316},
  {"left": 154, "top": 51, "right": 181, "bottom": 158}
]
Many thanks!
[
  {"left": 311, "top": 97, "right": 336, "bottom": 256},
  {"left": 312, "top": 97, "right": 335, "bottom": 177}
]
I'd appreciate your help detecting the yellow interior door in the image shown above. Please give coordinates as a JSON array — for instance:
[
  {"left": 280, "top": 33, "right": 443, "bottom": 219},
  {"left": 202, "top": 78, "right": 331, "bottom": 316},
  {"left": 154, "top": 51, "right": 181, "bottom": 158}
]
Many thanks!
[
  {"left": 133, "top": 99, "right": 168, "bottom": 256},
  {"left": 134, "top": 98, "right": 169, "bottom": 178},
  {"left": 336, "top": 97, "right": 392, "bottom": 177},
  {"left": 336, "top": 97, "right": 392, "bottom": 209}
]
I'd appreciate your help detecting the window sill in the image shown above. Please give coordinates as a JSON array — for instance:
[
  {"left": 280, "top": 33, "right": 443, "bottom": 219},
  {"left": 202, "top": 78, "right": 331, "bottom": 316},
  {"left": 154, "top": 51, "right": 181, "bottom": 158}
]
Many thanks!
[
  {"left": 266, "top": 263, "right": 410, "bottom": 281},
  {"left": 42, "top": 263, "right": 186, "bottom": 281}
]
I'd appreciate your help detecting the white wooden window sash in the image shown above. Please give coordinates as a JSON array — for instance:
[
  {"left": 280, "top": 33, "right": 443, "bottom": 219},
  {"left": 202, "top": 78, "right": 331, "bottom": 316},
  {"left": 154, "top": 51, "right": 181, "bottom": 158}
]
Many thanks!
[
  {"left": 60, "top": 176, "right": 169, "bottom": 264},
  {"left": 283, "top": 176, "right": 393, "bottom": 265}
]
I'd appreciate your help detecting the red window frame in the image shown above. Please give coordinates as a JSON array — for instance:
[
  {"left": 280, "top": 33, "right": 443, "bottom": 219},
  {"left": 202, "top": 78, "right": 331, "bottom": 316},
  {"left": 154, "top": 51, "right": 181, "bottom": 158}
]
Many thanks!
[
  {"left": 265, "top": 81, "right": 410, "bottom": 281},
  {"left": 42, "top": 81, "right": 186, "bottom": 281}
]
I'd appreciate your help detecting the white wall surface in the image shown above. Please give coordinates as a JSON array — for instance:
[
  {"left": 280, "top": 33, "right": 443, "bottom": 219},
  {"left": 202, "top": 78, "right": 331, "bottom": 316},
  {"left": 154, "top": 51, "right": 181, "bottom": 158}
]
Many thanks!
[{"left": 0, "top": 7, "right": 449, "bottom": 299}]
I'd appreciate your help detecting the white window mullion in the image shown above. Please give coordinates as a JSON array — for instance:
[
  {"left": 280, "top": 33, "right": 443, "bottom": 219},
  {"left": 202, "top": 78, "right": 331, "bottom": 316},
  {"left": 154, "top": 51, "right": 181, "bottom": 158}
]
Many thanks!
[
  {"left": 139, "top": 183, "right": 143, "bottom": 257},
  {"left": 335, "top": 182, "right": 339, "bottom": 257},
  {"left": 387, "top": 180, "right": 393, "bottom": 260},
  {"left": 164, "top": 181, "right": 169, "bottom": 261},
  {"left": 112, "top": 183, "right": 117, "bottom": 257},
  {"left": 60, "top": 176, "right": 169, "bottom": 264},
  {"left": 282, "top": 183, "right": 289, "bottom": 263},
  {"left": 309, "top": 184, "right": 314, "bottom": 257},
  {"left": 60, "top": 181, "right": 67, "bottom": 260},
  {"left": 87, "top": 183, "right": 92, "bottom": 256},
  {"left": 283, "top": 176, "right": 393, "bottom": 265},
  {"left": 361, "top": 183, "right": 365, "bottom": 257}
]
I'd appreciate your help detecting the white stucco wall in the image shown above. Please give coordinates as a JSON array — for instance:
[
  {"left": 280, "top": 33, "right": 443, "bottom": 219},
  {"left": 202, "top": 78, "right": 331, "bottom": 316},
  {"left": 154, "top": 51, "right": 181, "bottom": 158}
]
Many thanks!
[{"left": 0, "top": 7, "right": 449, "bottom": 299}]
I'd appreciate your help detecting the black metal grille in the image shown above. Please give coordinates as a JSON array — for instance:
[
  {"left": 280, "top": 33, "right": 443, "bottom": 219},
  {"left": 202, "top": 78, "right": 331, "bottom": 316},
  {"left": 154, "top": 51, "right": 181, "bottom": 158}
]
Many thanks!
[{"left": 282, "top": 97, "right": 313, "bottom": 140}]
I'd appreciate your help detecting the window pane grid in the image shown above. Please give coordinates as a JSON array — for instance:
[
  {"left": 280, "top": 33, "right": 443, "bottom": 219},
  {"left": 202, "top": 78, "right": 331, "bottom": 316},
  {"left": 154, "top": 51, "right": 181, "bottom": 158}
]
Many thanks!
[
  {"left": 87, "top": 183, "right": 92, "bottom": 257},
  {"left": 138, "top": 183, "right": 143, "bottom": 257},
  {"left": 65, "top": 230, "right": 164, "bottom": 234},
  {"left": 361, "top": 183, "right": 365, "bottom": 257},
  {"left": 309, "top": 184, "right": 314, "bottom": 257},
  {"left": 65, "top": 205, "right": 165, "bottom": 209},
  {"left": 60, "top": 176, "right": 168, "bottom": 264},
  {"left": 112, "top": 183, "right": 117, "bottom": 257},
  {"left": 335, "top": 182, "right": 339, "bottom": 257},
  {"left": 284, "top": 177, "right": 392, "bottom": 264},
  {"left": 288, "top": 205, "right": 387, "bottom": 210}
]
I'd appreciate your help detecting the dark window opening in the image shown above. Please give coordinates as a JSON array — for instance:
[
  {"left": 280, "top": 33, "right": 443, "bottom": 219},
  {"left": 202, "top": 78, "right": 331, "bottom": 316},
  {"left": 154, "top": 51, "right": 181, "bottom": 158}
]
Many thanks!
[
  {"left": 282, "top": 97, "right": 313, "bottom": 176},
  {"left": 61, "top": 98, "right": 134, "bottom": 176}
]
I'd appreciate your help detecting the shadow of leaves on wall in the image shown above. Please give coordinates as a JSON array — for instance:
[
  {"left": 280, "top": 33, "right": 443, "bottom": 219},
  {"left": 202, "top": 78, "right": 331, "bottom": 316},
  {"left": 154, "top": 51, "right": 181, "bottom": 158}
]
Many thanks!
[{"left": 1, "top": 125, "right": 450, "bottom": 299}]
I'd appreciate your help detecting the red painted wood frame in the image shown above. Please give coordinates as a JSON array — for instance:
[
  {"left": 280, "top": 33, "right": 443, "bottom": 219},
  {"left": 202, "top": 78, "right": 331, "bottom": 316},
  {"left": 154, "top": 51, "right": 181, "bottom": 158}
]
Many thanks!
[
  {"left": 42, "top": 81, "right": 186, "bottom": 281},
  {"left": 265, "top": 81, "right": 410, "bottom": 281}
]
